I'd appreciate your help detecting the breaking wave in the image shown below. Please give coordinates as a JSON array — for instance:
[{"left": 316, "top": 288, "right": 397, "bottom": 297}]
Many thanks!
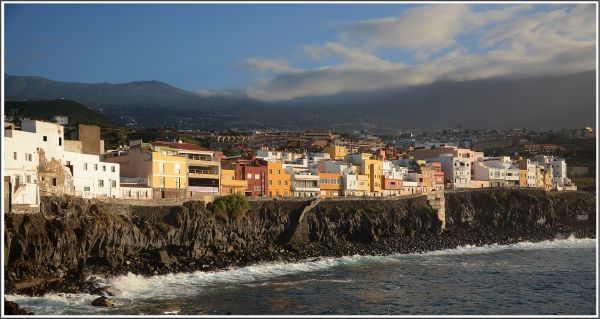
[{"left": 5, "top": 237, "right": 595, "bottom": 315}]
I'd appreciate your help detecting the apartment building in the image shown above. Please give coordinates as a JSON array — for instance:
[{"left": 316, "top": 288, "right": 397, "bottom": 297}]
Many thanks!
[{"left": 267, "top": 162, "right": 291, "bottom": 197}]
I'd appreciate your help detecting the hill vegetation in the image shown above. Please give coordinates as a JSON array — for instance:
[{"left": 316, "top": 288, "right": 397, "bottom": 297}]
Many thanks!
[{"left": 4, "top": 99, "right": 118, "bottom": 127}]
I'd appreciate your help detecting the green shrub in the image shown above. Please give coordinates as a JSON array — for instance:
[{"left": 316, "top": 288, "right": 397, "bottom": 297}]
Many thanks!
[{"left": 212, "top": 194, "right": 249, "bottom": 215}]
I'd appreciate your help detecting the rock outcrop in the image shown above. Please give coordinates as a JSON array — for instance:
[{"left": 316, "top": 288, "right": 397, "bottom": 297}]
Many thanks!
[
  {"left": 4, "top": 299, "right": 34, "bottom": 315},
  {"left": 4, "top": 190, "right": 595, "bottom": 296}
]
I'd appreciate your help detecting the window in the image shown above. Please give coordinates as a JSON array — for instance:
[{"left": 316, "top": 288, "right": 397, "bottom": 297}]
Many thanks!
[
  {"left": 174, "top": 164, "right": 180, "bottom": 174},
  {"left": 278, "top": 180, "right": 282, "bottom": 185},
  {"left": 26, "top": 154, "right": 32, "bottom": 161},
  {"left": 25, "top": 175, "right": 31, "bottom": 183},
  {"left": 247, "top": 173, "right": 253, "bottom": 179},
  {"left": 276, "top": 170, "right": 280, "bottom": 174},
  {"left": 111, "top": 180, "right": 117, "bottom": 188},
  {"left": 94, "top": 164, "right": 98, "bottom": 171},
  {"left": 84, "top": 163, "right": 88, "bottom": 170},
  {"left": 111, "top": 166, "right": 115, "bottom": 172},
  {"left": 13, "top": 152, "right": 17, "bottom": 160},
  {"left": 98, "top": 179, "right": 104, "bottom": 187},
  {"left": 59, "top": 137, "right": 62, "bottom": 146},
  {"left": 269, "top": 180, "right": 273, "bottom": 185},
  {"left": 43, "top": 136, "right": 47, "bottom": 142},
  {"left": 254, "top": 186, "right": 261, "bottom": 191},
  {"left": 269, "top": 169, "right": 273, "bottom": 174},
  {"left": 66, "top": 161, "right": 71, "bottom": 166},
  {"left": 254, "top": 174, "right": 260, "bottom": 179},
  {"left": 159, "top": 162, "right": 165, "bottom": 174},
  {"left": 159, "top": 177, "right": 165, "bottom": 187},
  {"left": 175, "top": 177, "right": 180, "bottom": 188},
  {"left": 103, "top": 165, "right": 106, "bottom": 172},
  {"left": 84, "top": 186, "right": 90, "bottom": 192},
  {"left": 52, "top": 178, "right": 57, "bottom": 186}
]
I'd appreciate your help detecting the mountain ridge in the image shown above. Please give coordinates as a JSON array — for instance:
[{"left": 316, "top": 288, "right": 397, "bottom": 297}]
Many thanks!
[{"left": 4, "top": 71, "right": 596, "bottom": 132}]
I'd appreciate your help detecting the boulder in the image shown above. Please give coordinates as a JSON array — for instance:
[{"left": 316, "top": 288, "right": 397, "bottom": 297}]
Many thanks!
[{"left": 91, "top": 296, "right": 114, "bottom": 307}]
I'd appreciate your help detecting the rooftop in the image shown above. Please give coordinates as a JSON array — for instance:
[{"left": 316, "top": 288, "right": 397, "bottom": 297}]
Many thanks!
[{"left": 151, "top": 141, "right": 210, "bottom": 152}]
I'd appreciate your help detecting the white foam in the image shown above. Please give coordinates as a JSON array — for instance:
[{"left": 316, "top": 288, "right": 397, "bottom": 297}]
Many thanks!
[{"left": 420, "top": 237, "right": 596, "bottom": 257}]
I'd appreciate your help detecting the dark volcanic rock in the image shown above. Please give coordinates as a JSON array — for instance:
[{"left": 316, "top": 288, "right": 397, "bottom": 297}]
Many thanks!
[
  {"left": 4, "top": 299, "right": 34, "bottom": 315},
  {"left": 91, "top": 296, "right": 114, "bottom": 307},
  {"left": 4, "top": 190, "right": 595, "bottom": 296}
]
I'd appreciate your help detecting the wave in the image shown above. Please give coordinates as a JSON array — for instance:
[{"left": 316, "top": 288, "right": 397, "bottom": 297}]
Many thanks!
[{"left": 5, "top": 237, "right": 595, "bottom": 315}]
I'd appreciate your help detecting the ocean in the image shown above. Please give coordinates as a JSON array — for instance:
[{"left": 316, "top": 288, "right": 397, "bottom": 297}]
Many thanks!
[{"left": 5, "top": 237, "right": 597, "bottom": 316}]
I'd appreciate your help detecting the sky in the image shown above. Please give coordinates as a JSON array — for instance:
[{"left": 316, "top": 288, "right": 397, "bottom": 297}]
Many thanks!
[{"left": 4, "top": 2, "right": 597, "bottom": 101}]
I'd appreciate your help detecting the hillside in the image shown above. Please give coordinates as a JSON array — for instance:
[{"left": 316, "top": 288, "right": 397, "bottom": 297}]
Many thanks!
[
  {"left": 4, "top": 99, "right": 119, "bottom": 127},
  {"left": 4, "top": 74, "right": 255, "bottom": 111}
]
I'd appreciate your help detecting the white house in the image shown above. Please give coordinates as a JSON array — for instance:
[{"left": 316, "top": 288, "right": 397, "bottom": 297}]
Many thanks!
[
  {"left": 426, "top": 153, "right": 471, "bottom": 189},
  {"left": 64, "top": 151, "right": 121, "bottom": 198},
  {"left": 285, "top": 166, "right": 319, "bottom": 197},
  {"left": 4, "top": 124, "right": 40, "bottom": 210}
]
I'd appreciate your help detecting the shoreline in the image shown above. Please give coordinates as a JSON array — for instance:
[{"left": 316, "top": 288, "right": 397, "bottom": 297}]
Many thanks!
[
  {"left": 6, "top": 224, "right": 595, "bottom": 298},
  {"left": 4, "top": 189, "right": 596, "bottom": 299}
]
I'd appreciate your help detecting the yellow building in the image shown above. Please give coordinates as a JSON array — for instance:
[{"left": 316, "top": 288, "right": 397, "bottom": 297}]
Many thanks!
[
  {"left": 356, "top": 174, "right": 370, "bottom": 195},
  {"left": 267, "top": 162, "right": 291, "bottom": 197},
  {"left": 319, "top": 172, "right": 343, "bottom": 197},
  {"left": 543, "top": 169, "right": 553, "bottom": 191},
  {"left": 151, "top": 150, "right": 188, "bottom": 190},
  {"left": 345, "top": 153, "right": 383, "bottom": 194},
  {"left": 365, "top": 158, "right": 383, "bottom": 194},
  {"left": 220, "top": 169, "right": 248, "bottom": 195},
  {"left": 519, "top": 169, "right": 528, "bottom": 187},
  {"left": 324, "top": 145, "right": 347, "bottom": 160}
]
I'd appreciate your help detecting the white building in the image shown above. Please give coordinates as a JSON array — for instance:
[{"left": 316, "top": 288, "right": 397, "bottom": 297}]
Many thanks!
[
  {"left": 285, "top": 167, "right": 319, "bottom": 197},
  {"left": 4, "top": 124, "right": 40, "bottom": 210},
  {"left": 473, "top": 157, "right": 519, "bottom": 187},
  {"left": 426, "top": 153, "right": 471, "bottom": 189},
  {"left": 64, "top": 151, "right": 121, "bottom": 198},
  {"left": 383, "top": 160, "right": 407, "bottom": 179},
  {"left": 21, "top": 119, "right": 65, "bottom": 161}
]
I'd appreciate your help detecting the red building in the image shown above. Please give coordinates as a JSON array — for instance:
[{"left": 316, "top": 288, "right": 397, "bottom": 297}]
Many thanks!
[
  {"left": 382, "top": 177, "right": 403, "bottom": 190},
  {"left": 222, "top": 157, "right": 268, "bottom": 196}
]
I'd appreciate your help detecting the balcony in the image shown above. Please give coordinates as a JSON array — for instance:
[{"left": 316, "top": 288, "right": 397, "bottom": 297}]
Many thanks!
[
  {"left": 188, "top": 168, "right": 219, "bottom": 179},
  {"left": 292, "top": 186, "right": 320, "bottom": 192},
  {"left": 185, "top": 154, "right": 220, "bottom": 167},
  {"left": 221, "top": 179, "right": 248, "bottom": 188}
]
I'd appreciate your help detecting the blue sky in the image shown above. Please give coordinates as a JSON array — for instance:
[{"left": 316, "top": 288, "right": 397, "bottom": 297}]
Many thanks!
[{"left": 4, "top": 3, "right": 596, "bottom": 100}]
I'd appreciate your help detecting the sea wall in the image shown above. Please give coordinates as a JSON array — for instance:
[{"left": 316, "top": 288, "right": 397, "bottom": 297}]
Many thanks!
[{"left": 4, "top": 189, "right": 595, "bottom": 295}]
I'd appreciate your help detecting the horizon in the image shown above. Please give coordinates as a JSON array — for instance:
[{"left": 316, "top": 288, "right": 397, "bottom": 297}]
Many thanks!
[{"left": 4, "top": 2, "right": 597, "bottom": 102}]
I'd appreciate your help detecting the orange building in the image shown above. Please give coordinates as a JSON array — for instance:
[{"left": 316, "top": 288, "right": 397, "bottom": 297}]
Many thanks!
[
  {"left": 267, "top": 162, "right": 291, "bottom": 197},
  {"left": 220, "top": 169, "right": 248, "bottom": 195},
  {"left": 318, "top": 172, "right": 343, "bottom": 197}
]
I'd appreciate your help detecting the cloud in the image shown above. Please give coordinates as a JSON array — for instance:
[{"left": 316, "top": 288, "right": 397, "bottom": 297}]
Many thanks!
[
  {"left": 242, "top": 58, "right": 303, "bottom": 74},
  {"left": 338, "top": 4, "right": 533, "bottom": 52},
  {"left": 304, "top": 42, "right": 394, "bottom": 66},
  {"left": 243, "top": 4, "right": 596, "bottom": 101}
]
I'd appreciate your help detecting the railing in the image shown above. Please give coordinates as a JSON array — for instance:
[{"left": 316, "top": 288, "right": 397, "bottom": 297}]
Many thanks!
[
  {"left": 188, "top": 169, "right": 219, "bottom": 175},
  {"left": 186, "top": 154, "right": 218, "bottom": 162}
]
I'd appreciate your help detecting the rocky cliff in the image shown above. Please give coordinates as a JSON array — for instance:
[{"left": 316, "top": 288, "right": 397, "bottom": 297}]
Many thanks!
[{"left": 4, "top": 190, "right": 595, "bottom": 296}]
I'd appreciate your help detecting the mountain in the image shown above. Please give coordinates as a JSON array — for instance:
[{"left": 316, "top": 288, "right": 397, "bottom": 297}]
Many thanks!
[
  {"left": 4, "top": 71, "right": 595, "bottom": 133},
  {"left": 4, "top": 74, "right": 254, "bottom": 111},
  {"left": 4, "top": 99, "right": 119, "bottom": 127}
]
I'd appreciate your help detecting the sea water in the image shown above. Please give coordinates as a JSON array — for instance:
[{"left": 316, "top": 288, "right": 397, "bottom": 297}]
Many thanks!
[{"left": 6, "top": 237, "right": 597, "bottom": 315}]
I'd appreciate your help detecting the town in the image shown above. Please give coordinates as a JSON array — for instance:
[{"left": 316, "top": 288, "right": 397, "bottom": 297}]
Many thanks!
[{"left": 4, "top": 117, "right": 592, "bottom": 214}]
